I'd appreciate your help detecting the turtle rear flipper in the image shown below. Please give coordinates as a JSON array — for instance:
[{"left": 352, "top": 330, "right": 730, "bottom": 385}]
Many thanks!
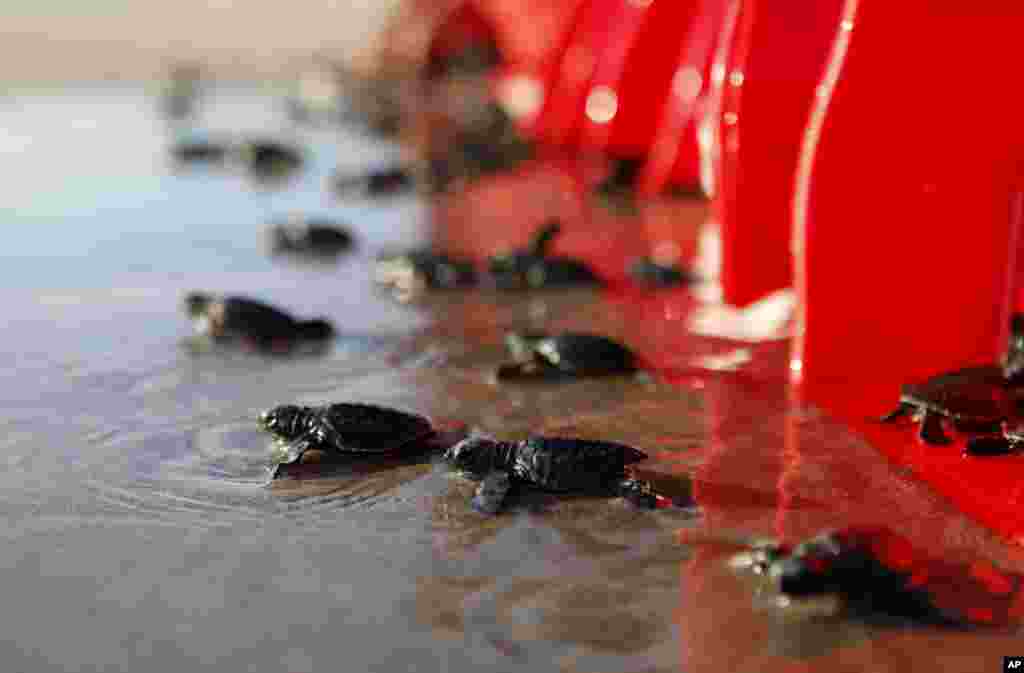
[
  {"left": 917, "top": 410, "right": 952, "bottom": 445},
  {"left": 269, "top": 435, "right": 326, "bottom": 479},
  {"left": 880, "top": 402, "right": 914, "bottom": 423}
]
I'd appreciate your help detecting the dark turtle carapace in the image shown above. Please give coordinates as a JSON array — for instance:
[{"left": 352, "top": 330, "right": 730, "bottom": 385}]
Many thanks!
[
  {"left": 486, "top": 220, "right": 601, "bottom": 290},
  {"left": 497, "top": 331, "right": 638, "bottom": 381},
  {"left": 880, "top": 366, "right": 1023, "bottom": 445},
  {"left": 374, "top": 249, "right": 478, "bottom": 298},
  {"left": 444, "top": 435, "right": 673, "bottom": 514},
  {"left": 268, "top": 217, "right": 355, "bottom": 256},
  {"left": 259, "top": 402, "right": 455, "bottom": 478},
  {"left": 882, "top": 313, "right": 1024, "bottom": 445},
  {"left": 736, "top": 527, "right": 1023, "bottom": 626},
  {"left": 184, "top": 292, "right": 334, "bottom": 353}
]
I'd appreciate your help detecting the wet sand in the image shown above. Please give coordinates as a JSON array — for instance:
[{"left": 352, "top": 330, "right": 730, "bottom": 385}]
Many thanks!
[{"left": 1, "top": 86, "right": 1021, "bottom": 672}]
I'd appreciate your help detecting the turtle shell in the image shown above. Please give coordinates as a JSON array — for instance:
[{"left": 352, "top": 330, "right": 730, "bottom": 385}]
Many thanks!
[
  {"left": 308, "top": 403, "right": 435, "bottom": 454},
  {"left": 510, "top": 437, "right": 647, "bottom": 492},
  {"left": 270, "top": 220, "right": 354, "bottom": 255},
  {"left": 533, "top": 333, "right": 638, "bottom": 376},
  {"left": 214, "top": 296, "right": 300, "bottom": 341},
  {"left": 272, "top": 403, "right": 436, "bottom": 471},
  {"left": 900, "top": 365, "right": 1021, "bottom": 425}
]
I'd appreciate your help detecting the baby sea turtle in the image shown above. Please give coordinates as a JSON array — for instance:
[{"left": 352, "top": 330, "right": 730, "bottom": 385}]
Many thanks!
[
  {"left": 497, "top": 331, "right": 639, "bottom": 381},
  {"left": 268, "top": 216, "right": 355, "bottom": 256},
  {"left": 374, "top": 249, "right": 478, "bottom": 299},
  {"left": 184, "top": 292, "right": 334, "bottom": 354},
  {"left": 259, "top": 402, "right": 458, "bottom": 478},
  {"left": 333, "top": 166, "right": 414, "bottom": 199},
  {"left": 879, "top": 365, "right": 1023, "bottom": 445},
  {"left": 238, "top": 139, "right": 304, "bottom": 181},
  {"left": 444, "top": 435, "right": 671, "bottom": 514},
  {"left": 486, "top": 221, "right": 601, "bottom": 290},
  {"left": 740, "top": 527, "right": 1023, "bottom": 626}
]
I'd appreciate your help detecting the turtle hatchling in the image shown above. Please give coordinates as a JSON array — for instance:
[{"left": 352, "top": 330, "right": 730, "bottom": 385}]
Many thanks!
[
  {"left": 184, "top": 292, "right": 334, "bottom": 354},
  {"left": 487, "top": 220, "right": 601, "bottom": 290},
  {"left": 880, "top": 365, "right": 1024, "bottom": 445},
  {"left": 444, "top": 435, "right": 676, "bottom": 514},
  {"left": 497, "top": 331, "right": 638, "bottom": 381},
  {"left": 260, "top": 402, "right": 459, "bottom": 478},
  {"left": 268, "top": 216, "right": 355, "bottom": 256},
  {"left": 739, "top": 527, "right": 1023, "bottom": 626}
]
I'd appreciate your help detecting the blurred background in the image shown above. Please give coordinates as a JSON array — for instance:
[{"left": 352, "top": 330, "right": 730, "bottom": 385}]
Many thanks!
[{"left": 1, "top": 0, "right": 400, "bottom": 83}]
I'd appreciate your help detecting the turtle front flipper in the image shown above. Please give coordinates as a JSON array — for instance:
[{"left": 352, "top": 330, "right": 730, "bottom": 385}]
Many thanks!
[
  {"left": 880, "top": 402, "right": 914, "bottom": 423},
  {"left": 471, "top": 471, "right": 514, "bottom": 515},
  {"left": 917, "top": 410, "right": 952, "bottom": 445},
  {"left": 269, "top": 435, "right": 324, "bottom": 479}
]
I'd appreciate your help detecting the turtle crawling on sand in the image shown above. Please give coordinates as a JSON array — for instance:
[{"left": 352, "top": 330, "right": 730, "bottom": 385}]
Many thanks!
[
  {"left": 268, "top": 216, "right": 355, "bottom": 257},
  {"left": 497, "top": 331, "right": 639, "bottom": 381},
  {"left": 879, "top": 366, "right": 1024, "bottom": 445},
  {"left": 486, "top": 221, "right": 601, "bottom": 290},
  {"left": 882, "top": 313, "right": 1024, "bottom": 444},
  {"left": 444, "top": 435, "right": 680, "bottom": 514},
  {"left": 734, "top": 527, "right": 1023, "bottom": 626},
  {"left": 259, "top": 402, "right": 461, "bottom": 478},
  {"left": 184, "top": 292, "right": 334, "bottom": 354}
]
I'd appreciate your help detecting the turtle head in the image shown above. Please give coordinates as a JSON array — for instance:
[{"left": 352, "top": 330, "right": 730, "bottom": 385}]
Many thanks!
[
  {"left": 297, "top": 318, "right": 336, "bottom": 341},
  {"left": 267, "top": 224, "right": 296, "bottom": 251},
  {"left": 443, "top": 435, "right": 507, "bottom": 477},
  {"left": 184, "top": 291, "right": 213, "bottom": 317},
  {"left": 259, "top": 404, "right": 308, "bottom": 440}
]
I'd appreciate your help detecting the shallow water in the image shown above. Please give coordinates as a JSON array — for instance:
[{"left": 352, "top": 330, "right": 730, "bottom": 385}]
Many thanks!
[{"left": 2, "top": 86, "right": 1022, "bottom": 673}]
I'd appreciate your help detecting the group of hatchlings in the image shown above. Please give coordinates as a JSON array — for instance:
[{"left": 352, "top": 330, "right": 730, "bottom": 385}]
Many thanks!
[
  {"left": 180, "top": 155, "right": 1024, "bottom": 626},
  {"left": 183, "top": 212, "right": 688, "bottom": 516}
]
